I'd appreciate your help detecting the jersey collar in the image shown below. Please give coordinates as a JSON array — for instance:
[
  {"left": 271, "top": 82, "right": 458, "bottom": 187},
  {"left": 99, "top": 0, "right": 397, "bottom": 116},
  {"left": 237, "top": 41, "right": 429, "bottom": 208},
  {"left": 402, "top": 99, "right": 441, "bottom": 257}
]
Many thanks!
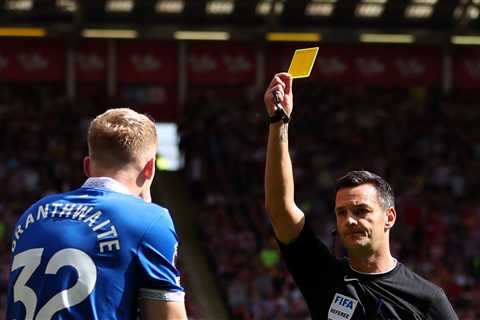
[
  {"left": 82, "top": 177, "right": 132, "bottom": 195},
  {"left": 349, "top": 258, "right": 398, "bottom": 276}
]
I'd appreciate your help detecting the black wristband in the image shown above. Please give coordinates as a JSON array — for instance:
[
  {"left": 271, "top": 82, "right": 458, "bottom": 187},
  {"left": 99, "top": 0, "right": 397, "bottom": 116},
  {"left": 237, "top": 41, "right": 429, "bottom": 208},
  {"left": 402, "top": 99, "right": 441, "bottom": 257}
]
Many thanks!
[
  {"left": 268, "top": 107, "right": 290, "bottom": 124},
  {"left": 269, "top": 90, "right": 289, "bottom": 124}
]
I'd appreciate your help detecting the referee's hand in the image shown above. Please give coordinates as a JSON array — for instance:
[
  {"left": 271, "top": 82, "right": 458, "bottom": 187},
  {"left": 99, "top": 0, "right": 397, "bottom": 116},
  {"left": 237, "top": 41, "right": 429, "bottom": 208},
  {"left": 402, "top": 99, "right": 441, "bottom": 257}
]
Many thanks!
[{"left": 264, "top": 73, "right": 293, "bottom": 118}]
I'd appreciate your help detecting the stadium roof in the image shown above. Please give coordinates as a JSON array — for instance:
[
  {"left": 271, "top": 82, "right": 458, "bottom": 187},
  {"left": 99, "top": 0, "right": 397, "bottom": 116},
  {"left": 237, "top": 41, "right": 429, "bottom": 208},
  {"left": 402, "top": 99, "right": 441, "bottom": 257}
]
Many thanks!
[{"left": 0, "top": 0, "right": 479, "bottom": 43}]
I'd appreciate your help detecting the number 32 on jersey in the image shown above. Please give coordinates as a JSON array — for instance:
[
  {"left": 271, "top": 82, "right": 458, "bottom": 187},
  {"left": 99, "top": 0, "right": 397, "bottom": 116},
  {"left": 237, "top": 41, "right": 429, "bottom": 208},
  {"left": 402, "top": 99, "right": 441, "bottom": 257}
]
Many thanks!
[{"left": 11, "top": 248, "right": 97, "bottom": 320}]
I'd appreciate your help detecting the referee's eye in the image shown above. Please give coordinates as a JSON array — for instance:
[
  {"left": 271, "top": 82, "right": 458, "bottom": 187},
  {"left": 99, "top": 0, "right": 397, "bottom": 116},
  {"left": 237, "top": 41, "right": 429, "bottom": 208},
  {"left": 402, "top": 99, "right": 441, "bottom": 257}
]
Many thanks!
[{"left": 354, "top": 208, "right": 370, "bottom": 216}]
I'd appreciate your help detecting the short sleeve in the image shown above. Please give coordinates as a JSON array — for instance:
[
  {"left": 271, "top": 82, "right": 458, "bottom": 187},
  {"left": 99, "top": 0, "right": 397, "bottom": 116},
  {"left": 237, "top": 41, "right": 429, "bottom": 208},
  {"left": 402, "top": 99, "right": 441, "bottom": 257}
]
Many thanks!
[
  {"left": 137, "top": 210, "right": 185, "bottom": 302},
  {"left": 277, "top": 219, "right": 343, "bottom": 316},
  {"left": 277, "top": 218, "right": 340, "bottom": 277}
]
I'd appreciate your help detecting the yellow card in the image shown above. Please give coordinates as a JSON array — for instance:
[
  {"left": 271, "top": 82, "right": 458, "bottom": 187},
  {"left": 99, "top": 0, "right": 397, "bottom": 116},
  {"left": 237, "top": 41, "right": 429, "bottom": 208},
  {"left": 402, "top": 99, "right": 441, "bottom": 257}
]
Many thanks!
[{"left": 287, "top": 47, "right": 319, "bottom": 79}]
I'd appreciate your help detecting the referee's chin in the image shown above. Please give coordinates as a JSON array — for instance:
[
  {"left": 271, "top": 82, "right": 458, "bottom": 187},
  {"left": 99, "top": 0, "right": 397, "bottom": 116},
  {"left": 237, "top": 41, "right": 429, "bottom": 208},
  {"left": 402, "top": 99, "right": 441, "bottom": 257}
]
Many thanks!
[{"left": 341, "top": 236, "right": 373, "bottom": 256}]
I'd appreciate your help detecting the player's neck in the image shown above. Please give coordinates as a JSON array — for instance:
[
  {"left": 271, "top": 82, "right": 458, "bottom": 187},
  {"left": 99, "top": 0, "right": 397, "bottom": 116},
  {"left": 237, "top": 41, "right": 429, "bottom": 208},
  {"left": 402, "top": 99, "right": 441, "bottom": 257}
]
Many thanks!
[
  {"left": 348, "top": 248, "right": 395, "bottom": 274},
  {"left": 90, "top": 170, "right": 142, "bottom": 197},
  {"left": 109, "top": 173, "right": 142, "bottom": 196},
  {"left": 88, "top": 161, "right": 149, "bottom": 199}
]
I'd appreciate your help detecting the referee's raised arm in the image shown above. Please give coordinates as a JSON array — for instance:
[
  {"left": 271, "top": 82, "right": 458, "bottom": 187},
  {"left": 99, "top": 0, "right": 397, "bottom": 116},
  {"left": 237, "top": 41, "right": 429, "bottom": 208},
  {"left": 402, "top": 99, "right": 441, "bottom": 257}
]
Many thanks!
[{"left": 264, "top": 73, "right": 305, "bottom": 244}]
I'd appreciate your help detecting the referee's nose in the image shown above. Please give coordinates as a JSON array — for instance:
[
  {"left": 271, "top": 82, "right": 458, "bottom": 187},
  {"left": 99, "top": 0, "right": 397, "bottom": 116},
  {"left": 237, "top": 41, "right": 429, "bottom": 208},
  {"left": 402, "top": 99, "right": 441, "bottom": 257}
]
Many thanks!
[{"left": 346, "top": 211, "right": 358, "bottom": 226}]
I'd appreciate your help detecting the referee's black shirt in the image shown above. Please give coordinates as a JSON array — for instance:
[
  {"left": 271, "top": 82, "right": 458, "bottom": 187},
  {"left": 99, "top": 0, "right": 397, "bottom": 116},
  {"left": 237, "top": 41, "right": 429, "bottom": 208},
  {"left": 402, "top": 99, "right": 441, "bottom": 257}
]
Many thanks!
[{"left": 278, "top": 220, "right": 458, "bottom": 320}]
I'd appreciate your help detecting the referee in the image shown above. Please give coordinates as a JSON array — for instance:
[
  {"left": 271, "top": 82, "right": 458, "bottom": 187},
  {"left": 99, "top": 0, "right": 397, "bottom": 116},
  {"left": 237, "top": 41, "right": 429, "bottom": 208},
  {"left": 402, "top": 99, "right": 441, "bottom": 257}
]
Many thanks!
[{"left": 264, "top": 73, "right": 458, "bottom": 319}]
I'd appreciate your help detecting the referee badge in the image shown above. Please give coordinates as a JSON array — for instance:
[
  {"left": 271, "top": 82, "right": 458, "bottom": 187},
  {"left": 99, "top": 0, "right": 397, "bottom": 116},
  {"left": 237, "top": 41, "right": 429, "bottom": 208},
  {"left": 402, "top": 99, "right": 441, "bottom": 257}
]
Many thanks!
[{"left": 328, "top": 293, "right": 358, "bottom": 320}]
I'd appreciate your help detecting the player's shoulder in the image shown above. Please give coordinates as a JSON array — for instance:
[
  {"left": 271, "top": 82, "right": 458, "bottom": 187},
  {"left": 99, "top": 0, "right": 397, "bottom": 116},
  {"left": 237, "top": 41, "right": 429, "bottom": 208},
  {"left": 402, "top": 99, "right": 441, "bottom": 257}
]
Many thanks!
[
  {"left": 37, "top": 190, "right": 77, "bottom": 203},
  {"left": 20, "top": 190, "right": 78, "bottom": 215},
  {"left": 96, "top": 189, "right": 168, "bottom": 211},
  {"left": 24, "top": 187, "right": 172, "bottom": 227},
  {"left": 96, "top": 190, "right": 173, "bottom": 224}
]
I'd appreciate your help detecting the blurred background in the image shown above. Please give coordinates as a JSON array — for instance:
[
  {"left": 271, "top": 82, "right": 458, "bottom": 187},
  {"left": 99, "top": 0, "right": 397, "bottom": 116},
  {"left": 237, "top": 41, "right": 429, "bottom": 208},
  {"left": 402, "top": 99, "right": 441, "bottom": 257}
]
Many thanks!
[{"left": 1, "top": 0, "right": 480, "bottom": 319}]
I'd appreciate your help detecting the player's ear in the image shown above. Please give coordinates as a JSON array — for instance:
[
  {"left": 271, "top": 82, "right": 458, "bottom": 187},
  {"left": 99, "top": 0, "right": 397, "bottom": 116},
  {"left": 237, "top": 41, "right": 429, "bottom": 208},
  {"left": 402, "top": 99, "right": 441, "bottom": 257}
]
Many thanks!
[
  {"left": 384, "top": 207, "right": 396, "bottom": 230},
  {"left": 143, "top": 157, "right": 155, "bottom": 180},
  {"left": 83, "top": 156, "right": 91, "bottom": 177}
]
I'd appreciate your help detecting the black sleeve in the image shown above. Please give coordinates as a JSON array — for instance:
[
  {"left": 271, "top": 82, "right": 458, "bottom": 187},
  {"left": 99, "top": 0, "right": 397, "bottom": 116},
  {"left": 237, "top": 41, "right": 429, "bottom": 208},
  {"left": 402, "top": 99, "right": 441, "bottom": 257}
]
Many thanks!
[
  {"left": 427, "top": 288, "right": 458, "bottom": 320},
  {"left": 277, "top": 219, "right": 344, "bottom": 311}
]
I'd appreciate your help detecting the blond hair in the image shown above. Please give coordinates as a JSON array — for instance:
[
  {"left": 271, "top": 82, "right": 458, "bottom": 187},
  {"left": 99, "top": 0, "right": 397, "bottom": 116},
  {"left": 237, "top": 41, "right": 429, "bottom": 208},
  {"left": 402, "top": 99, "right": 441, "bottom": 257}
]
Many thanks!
[{"left": 88, "top": 108, "right": 157, "bottom": 168}]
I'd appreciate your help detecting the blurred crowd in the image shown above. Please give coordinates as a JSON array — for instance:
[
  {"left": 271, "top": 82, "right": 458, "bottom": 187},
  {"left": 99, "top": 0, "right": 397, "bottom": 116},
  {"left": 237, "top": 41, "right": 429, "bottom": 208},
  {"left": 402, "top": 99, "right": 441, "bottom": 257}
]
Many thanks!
[
  {"left": 1, "top": 84, "right": 479, "bottom": 319},
  {"left": 180, "top": 85, "right": 480, "bottom": 319}
]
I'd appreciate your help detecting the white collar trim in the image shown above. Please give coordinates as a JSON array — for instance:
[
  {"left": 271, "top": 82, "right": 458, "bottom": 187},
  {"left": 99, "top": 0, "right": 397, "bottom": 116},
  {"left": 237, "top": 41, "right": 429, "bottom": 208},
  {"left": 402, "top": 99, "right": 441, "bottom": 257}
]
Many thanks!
[
  {"left": 82, "top": 177, "right": 132, "bottom": 195},
  {"left": 349, "top": 258, "right": 398, "bottom": 275}
]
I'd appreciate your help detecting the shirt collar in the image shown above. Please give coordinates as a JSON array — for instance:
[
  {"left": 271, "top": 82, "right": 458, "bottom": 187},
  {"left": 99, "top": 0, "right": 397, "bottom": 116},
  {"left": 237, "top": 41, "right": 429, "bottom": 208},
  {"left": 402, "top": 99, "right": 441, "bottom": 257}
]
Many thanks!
[
  {"left": 82, "top": 177, "right": 132, "bottom": 195},
  {"left": 349, "top": 258, "right": 398, "bottom": 275}
]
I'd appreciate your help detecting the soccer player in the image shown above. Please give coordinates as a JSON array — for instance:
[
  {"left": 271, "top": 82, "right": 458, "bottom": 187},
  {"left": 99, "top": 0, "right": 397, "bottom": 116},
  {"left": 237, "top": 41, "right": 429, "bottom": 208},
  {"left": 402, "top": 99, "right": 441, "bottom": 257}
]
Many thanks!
[
  {"left": 6, "top": 108, "right": 187, "bottom": 319},
  {"left": 264, "top": 73, "right": 458, "bottom": 319}
]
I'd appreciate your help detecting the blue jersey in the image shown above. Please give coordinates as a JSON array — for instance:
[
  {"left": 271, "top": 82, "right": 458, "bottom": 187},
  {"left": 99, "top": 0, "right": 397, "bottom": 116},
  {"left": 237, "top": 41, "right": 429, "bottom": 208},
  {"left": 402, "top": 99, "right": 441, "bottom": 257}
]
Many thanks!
[{"left": 6, "top": 177, "right": 184, "bottom": 320}]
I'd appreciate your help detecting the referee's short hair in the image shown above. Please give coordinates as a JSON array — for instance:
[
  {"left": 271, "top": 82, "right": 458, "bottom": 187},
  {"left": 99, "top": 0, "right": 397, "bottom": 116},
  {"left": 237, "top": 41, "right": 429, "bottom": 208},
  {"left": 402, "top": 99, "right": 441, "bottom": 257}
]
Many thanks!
[{"left": 335, "top": 170, "right": 395, "bottom": 210}]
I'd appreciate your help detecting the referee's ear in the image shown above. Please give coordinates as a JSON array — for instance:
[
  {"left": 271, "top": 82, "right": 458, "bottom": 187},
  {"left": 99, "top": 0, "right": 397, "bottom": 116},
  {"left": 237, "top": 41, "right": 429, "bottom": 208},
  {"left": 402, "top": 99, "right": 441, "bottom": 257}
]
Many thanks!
[{"left": 384, "top": 207, "right": 396, "bottom": 230}]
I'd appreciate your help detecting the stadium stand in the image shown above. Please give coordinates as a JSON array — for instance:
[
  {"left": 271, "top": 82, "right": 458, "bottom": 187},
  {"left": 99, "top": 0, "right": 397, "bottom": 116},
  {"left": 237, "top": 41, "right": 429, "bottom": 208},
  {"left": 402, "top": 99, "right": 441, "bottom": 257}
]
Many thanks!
[
  {"left": 1, "top": 46, "right": 479, "bottom": 320},
  {"left": 1, "top": 81, "right": 480, "bottom": 320},
  {"left": 2, "top": 1, "right": 480, "bottom": 319}
]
